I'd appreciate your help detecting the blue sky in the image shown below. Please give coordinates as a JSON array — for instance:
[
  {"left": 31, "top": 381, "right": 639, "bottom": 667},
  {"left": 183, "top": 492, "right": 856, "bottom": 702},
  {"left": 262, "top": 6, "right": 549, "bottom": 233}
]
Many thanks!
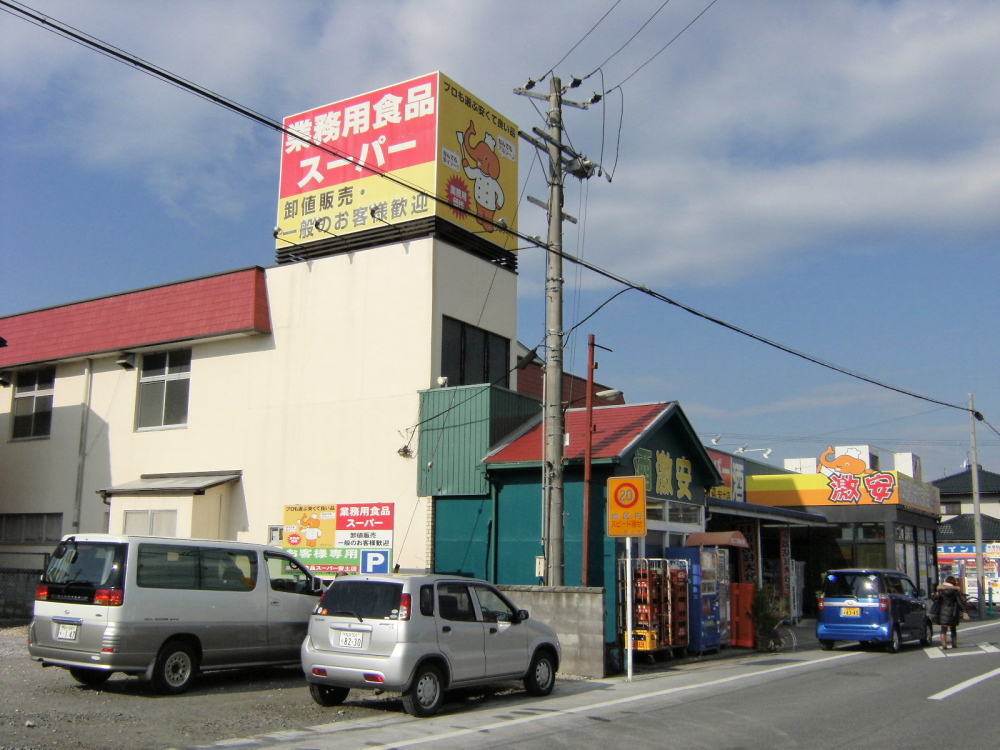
[{"left": 2, "top": 0, "right": 998, "bottom": 480}]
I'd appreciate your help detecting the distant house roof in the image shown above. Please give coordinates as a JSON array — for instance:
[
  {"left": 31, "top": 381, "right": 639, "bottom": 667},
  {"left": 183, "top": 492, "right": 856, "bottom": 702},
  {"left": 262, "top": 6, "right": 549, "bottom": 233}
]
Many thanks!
[
  {"left": 937, "top": 514, "right": 1000, "bottom": 542},
  {"left": 932, "top": 467, "right": 1000, "bottom": 496},
  {"left": 0, "top": 267, "right": 271, "bottom": 368}
]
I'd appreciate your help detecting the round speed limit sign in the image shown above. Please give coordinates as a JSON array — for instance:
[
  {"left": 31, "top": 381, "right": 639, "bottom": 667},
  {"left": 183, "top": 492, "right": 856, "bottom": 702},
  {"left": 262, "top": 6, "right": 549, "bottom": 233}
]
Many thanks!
[{"left": 607, "top": 476, "right": 647, "bottom": 537}]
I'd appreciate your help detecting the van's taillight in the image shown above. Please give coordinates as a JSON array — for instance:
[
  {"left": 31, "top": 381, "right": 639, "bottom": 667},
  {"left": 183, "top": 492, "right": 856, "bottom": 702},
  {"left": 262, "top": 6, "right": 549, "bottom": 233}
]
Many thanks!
[
  {"left": 878, "top": 595, "right": 889, "bottom": 612},
  {"left": 817, "top": 596, "right": 825, "bottom": 611},
  {"left": 35, "top": 584, "right": 49, "bottom": 601},
  {"left": 399, "top": 593, "right": 411, "bottom": 621},
  {"left": 94, "top": 588, "right": 124, "bottom": 606}
]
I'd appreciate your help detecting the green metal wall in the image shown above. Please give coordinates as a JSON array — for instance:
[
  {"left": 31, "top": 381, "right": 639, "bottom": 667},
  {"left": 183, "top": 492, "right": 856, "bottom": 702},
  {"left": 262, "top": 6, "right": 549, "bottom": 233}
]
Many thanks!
[{"left": 418, "top": 385, "right": 540, "bottom": 497}]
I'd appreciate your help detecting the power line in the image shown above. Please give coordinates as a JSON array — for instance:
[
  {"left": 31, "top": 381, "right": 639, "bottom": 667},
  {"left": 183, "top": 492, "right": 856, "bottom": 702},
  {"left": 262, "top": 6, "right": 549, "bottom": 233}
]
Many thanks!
[
  {"left": 9, "top": 0, "right": 993, "bottom": 433},
  {"left": 533, "top": 0, "right": 622, "bottom": 86},
  {"left": 0, "top": 0, "right": 541, "bottom": 252},
  {"left": 605, "top": 0, "right": 722, "bottom": 94},
  {"left": 584, "top": 0, "right": 674, "bottom": 80}
]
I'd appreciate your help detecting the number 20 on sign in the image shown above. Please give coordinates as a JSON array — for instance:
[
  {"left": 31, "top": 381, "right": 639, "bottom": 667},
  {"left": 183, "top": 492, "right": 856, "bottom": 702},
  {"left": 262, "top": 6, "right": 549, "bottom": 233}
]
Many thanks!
[{"left": 607, "top": 476, "right": 647, "bottom": 538}]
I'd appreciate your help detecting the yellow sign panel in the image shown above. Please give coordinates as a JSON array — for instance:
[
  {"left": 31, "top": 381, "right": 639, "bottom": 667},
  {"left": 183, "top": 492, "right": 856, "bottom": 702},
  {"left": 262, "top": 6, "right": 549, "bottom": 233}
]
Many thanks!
[
  {"left": 277, "top": 72, "right": 518, "bottom": 251},
  {"left": 608, "top": 476, "right": 647, "bottom": 537},
  {"left": 747, "top": 471, "right": 940, "bottom": 514}
]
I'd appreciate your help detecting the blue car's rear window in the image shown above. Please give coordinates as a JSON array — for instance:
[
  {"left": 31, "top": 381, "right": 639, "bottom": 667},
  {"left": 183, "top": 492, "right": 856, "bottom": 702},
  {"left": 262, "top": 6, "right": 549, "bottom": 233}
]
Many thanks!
[{"left": 823, "top": 572, "right": 882, "bottom": 599}]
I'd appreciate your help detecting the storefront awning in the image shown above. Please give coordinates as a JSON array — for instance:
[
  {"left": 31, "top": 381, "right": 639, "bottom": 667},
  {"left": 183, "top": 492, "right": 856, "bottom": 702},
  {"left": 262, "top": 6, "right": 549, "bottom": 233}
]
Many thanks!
[
  {"left": 707, "top": 496, "right": 830, "bottom": 527},
  {"left": 685, "top": 531, "right": 749, "bottom": 548},
  {"left": 99, "top": 472, "right": 241, "bottom": 498}
]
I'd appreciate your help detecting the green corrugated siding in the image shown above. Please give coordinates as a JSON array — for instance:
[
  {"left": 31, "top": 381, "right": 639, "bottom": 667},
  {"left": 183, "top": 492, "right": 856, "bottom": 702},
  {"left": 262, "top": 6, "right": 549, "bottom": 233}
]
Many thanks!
[{"left": 417, "top": 385, "right": 540, "bottom": 497}]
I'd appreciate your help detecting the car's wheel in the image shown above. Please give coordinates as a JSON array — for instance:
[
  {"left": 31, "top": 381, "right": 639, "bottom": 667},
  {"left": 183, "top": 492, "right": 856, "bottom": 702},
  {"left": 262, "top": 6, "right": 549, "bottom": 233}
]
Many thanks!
[
  {"left": 69, "top": 667, "right": 112, "bottom": 686},
  {"left": 885, "top": 626, "right": 902, "bottom": 654},
  {"left": 150, "top": 640, "right": 198, "bottom": 695},
  {"left": 310, "top": 683, "right": 350, "bottom": 707},
  {"left": 524, "top": 649, "right": 556, "bottom": 696},
  {"left": 920, "top": 619, "right": 934, "bottom": 647},
  {"left": 818, "top": 639, "right": 834, "bottom": 651},
  {"left": 402, "top": 664, "right": 444, "bottom": 717}
]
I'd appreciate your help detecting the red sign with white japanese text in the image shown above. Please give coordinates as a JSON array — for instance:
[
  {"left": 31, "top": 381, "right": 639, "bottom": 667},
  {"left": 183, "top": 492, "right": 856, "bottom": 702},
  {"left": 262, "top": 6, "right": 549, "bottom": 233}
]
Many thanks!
[
  {"left": 335, "top": 503, "right": 395, "bottom": 530},
  {"left": 279, "top": 75, "right": 438, "bottom": 201}
]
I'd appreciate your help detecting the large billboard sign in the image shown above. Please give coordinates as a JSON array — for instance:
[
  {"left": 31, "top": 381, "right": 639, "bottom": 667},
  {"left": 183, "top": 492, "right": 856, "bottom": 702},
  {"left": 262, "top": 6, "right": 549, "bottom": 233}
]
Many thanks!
[{"left": 277, "top": 72, "right": 518, "bottom": 250}]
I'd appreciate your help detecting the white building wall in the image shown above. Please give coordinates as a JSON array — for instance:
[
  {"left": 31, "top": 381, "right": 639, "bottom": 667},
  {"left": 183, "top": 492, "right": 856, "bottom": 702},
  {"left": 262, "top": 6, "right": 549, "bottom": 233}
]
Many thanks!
[{"left": 1, "top": 237, "right": 518, "bottom": 571}]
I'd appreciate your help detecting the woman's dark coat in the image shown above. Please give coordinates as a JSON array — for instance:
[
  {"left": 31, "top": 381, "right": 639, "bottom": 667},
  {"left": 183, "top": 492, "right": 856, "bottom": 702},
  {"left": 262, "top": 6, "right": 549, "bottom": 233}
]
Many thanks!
[{"left": 934, "top": 584, "right": 966, "bottom": 627}]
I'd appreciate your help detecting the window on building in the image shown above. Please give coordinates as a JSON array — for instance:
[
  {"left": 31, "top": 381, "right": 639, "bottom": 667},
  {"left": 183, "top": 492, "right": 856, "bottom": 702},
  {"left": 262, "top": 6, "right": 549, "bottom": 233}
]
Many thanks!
[
  {"left": 441, "top": 317, "right": 509, "bottom": 388},
  {"left": 0, "top": 513, "right": 62, "bottom": 544},
  {"left": 137, "top": 350, "right": 191, "bottom": 429},
  {"left": 11, "top": 366, "right": 55, "bottom": 439},
  {"left": 123, "top": 509, "right": 178, "bottom": 537}
]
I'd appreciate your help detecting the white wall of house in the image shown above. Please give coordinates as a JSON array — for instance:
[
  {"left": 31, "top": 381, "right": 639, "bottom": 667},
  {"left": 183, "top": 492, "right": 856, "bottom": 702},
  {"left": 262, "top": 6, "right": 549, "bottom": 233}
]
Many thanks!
[{"left": 0, "top": 237, "right": 518, "bottom": 570}]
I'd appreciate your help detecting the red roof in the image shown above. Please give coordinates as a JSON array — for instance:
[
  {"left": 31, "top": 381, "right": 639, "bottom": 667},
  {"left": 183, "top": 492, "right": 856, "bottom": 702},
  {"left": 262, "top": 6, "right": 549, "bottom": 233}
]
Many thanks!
[
  {"left": 0, "top": 268, "right": 271, "bottom": 368},
  {"left": 515, "top": 358, "right": 626, "bottom": 408},
  {"left": 485, "top": 402, "right": 673, "bottom": 464}
]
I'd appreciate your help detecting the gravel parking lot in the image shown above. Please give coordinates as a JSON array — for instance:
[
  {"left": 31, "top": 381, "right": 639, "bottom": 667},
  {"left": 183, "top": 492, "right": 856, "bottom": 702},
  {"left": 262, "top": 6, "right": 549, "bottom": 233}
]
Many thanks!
[{"left": 0, "top": 621, "right": 397, "bottom": 750}]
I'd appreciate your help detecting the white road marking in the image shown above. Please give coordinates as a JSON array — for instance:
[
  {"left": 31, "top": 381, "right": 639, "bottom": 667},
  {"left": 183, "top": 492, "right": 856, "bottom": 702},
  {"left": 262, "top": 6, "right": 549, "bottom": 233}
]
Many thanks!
[
  {"left": 929, "top": 665, "right": 1000, "bottom": 700},
  {"left": 357, "top": 653, "right": 864, "bottom": 749}
]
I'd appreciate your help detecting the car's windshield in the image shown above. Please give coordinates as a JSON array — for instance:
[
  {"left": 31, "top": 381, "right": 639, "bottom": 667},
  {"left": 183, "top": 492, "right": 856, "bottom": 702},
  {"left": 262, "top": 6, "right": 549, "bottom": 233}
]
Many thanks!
[
  {"left": 318, "top": 580, "right": 404, "bottom": 620},
  {"left": 823, "top": 572, "right": 882, "bottom": 599},
  {"left": 44, "top": 541, "right": 125, "bottom": 587}
]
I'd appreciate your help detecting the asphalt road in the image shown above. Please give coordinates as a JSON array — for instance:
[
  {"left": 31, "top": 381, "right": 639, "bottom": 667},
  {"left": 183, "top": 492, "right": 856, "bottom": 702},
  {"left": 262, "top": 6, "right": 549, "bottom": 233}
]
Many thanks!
[
  {"left": 6, "top": 619, "right": 1000, "bottom": 750},
  {"left": 177, "top": 618, "right": 1000, "bottom": 750}
]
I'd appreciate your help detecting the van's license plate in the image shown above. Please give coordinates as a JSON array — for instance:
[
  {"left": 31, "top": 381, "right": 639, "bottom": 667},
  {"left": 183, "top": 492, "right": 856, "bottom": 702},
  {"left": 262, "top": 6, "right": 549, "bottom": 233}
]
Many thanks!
[
  {"left": 338, "top": 631, "right": 363, "bottom": 649},
  {"left": 56, "top": 623, "right": 79, "bottom": 640},
  {"left": 842, "top": 607, "right": 861, "bottom": 617}
]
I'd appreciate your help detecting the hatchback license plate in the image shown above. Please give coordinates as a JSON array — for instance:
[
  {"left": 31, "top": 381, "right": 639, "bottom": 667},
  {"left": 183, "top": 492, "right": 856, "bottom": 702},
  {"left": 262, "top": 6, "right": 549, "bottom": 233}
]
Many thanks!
[
  {"left": 842, "top": 607, "right": 861, "bottom": 617},
  {"left": 338, "top": 631, "right": 363, "bottom": 649},
  {"left": 57, "top": 623, "right": 79, "bottom": 641}
]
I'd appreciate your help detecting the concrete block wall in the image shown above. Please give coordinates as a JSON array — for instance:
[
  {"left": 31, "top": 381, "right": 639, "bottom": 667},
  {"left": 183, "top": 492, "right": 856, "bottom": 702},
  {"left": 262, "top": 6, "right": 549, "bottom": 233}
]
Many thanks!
[{"left": 499, "top": 584, "right": 607, "bottom": 678}]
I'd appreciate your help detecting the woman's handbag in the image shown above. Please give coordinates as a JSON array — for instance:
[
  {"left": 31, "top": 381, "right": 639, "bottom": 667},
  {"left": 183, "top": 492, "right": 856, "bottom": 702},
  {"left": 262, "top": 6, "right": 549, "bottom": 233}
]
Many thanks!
[{"left": 929, "top": 598, "right": 941, "bottom": 617}]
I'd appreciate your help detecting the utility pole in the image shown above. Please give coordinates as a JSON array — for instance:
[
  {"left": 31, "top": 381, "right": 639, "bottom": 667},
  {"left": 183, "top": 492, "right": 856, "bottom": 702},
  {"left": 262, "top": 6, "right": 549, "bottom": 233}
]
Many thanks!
[
  {"left": 516, "top": 77, "right": 603, "bottom": 586},
  {"left": 970, "top": 393, "right": 984, "bottom": 618},
  {"left": 543, "top": 76, "right": 567, "bottom": 586}
]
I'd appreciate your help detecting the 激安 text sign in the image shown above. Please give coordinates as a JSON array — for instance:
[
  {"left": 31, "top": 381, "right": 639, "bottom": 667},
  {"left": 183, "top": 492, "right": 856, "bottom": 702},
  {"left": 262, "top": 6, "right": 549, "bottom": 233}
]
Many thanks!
[
  {"left": 607, "top": 476, "right": 647, "bottom": 537},
  {"left": 277, "top": 72, "right": 518, "bottom": 250}
]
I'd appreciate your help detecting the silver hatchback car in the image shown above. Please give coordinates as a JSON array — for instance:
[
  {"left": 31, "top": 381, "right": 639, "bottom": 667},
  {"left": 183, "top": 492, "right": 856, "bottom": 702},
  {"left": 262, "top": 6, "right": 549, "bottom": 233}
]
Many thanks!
[{"left": 301, "top": 574, "right": 561, "bottom": 716}]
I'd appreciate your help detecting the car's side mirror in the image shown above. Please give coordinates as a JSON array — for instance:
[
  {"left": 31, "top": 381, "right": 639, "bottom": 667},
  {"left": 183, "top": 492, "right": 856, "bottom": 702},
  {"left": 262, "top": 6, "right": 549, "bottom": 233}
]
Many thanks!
[
  {"left": 514, "top": 609, "right": 529, "bottom": 623},
  {"left": 916, "top": 588, "right": 926, "bottom": 597}
]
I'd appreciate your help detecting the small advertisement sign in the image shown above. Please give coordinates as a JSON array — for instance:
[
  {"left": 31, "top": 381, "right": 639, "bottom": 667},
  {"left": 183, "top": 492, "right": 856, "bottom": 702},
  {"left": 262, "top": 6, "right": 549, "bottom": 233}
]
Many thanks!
[
  {"left": 284, "top": 502, "right": 394, "bottom": 573},
  {"left": 277, "top": 72, "right": 518, "bottom": 250}
]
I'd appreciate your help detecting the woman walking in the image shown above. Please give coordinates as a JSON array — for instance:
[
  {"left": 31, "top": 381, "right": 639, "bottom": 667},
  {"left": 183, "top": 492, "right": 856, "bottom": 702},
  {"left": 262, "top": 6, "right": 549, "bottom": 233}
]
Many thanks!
[{"left": 933, "top": 575, "right": 968, "bottom": 649}]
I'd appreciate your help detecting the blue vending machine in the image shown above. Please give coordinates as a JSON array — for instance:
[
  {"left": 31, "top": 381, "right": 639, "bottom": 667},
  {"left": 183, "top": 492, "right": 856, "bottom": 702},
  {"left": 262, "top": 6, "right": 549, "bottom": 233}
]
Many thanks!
[{"left": 665, "top": 546, "right": 721, "bottom": 654}]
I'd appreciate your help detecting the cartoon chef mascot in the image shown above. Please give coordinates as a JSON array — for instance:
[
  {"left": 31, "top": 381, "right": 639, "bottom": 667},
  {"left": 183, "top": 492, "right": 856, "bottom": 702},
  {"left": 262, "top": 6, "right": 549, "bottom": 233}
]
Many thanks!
[
  {"left": 299, "top": 513, "right": 323, "bottom": 547},
  {"left": 458, "top": 120, "right": 505, "bottom": 232}
]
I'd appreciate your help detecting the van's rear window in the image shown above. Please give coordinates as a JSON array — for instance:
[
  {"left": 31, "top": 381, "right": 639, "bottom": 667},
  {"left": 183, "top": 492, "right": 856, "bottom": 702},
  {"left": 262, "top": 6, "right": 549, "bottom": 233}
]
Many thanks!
[
  {"left": 44, "top": 542, "right": 125, "bottom": 588},
  {"left": 823, "top": 572, "right": 882, "bottom": 598},
  {"left": 319, "top": 581, "right": 404, "bottom": 620}
]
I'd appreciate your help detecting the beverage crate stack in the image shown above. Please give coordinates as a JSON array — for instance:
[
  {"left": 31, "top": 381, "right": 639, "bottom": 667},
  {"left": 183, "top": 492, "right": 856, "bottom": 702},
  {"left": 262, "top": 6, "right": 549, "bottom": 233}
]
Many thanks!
[
  {"left": 631, "top": 560, "right": 664, "bottom": 650},
  {"left": 667, "top": 561, "right": 689, "bottom": 647},
  {"left": 618, "top": 558, "right": 690, "bottom": 654}
]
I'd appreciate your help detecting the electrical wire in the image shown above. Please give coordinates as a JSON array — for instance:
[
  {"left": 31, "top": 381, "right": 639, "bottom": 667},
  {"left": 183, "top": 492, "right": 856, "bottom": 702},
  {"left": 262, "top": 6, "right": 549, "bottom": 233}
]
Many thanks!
[
  {"left": 605, "top": 0, "right": 721, "bottom": 94},
  {"left": 9, "top": 0, "right": 993, "bottom": 433},
  {"left": 533, "top": 0, "right": 622, "bottom": 86},
  {"left": 584, "top": 0, "right": 673, "bottom": 80},
  {"left": 0, "top": 0, "right": 542, "bottom": 254}
]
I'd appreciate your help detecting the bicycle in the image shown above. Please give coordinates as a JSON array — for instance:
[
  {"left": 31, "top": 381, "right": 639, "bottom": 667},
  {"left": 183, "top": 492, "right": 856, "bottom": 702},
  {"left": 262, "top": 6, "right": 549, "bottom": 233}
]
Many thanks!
[{"left": 766, "top": 616, "right": 798, "bottom": 653}]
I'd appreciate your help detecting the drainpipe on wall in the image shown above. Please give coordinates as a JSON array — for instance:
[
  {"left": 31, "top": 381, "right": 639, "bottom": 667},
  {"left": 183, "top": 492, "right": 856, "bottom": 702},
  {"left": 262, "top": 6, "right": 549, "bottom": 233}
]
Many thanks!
[{"left": 72, "top": 358, "right": 93, "bottom": 532}]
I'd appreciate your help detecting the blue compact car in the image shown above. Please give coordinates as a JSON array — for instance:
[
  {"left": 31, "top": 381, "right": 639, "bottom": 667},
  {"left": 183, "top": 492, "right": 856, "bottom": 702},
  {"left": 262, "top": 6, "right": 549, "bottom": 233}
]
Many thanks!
[{"left": 816, "top": 569, "right": 932, "bottom": 653}]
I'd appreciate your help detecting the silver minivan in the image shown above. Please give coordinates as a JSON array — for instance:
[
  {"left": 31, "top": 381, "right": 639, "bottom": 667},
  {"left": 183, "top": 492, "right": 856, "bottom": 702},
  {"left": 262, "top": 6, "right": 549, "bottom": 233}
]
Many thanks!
[
  {"left": 302, "top": 573, "right": 561, "bottom": 716},
  {"left": 28, "top": 534, "right": 322, "bottom": 693}
]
